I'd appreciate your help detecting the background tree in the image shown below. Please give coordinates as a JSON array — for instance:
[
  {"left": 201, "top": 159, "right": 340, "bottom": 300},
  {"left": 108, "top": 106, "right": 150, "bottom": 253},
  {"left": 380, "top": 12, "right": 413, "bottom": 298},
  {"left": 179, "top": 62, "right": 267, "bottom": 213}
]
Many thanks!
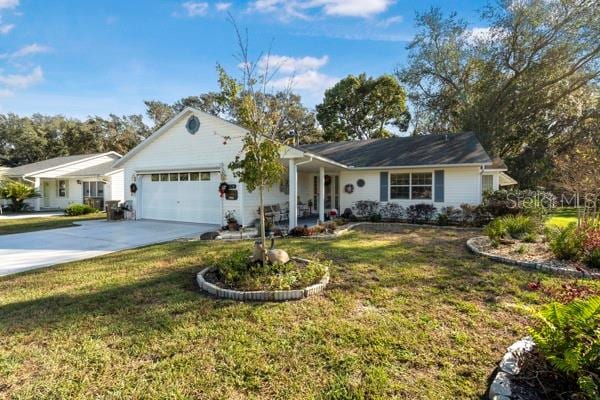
[
  {"left": 144, "top": 91, "right": 322, "bottom": 144},
  {"left": 397, "top": 1, "right": 600, "bottom": 188},
  {"left": 316, "top": 73, "right": 410, "bottom": 141}
]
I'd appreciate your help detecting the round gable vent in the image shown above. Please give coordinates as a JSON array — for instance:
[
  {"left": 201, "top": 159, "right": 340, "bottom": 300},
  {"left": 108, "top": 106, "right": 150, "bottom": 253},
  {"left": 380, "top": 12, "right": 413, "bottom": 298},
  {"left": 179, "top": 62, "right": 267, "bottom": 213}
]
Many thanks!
[{"left": 186, "top": 116, "right": 200, "bottom": 134}]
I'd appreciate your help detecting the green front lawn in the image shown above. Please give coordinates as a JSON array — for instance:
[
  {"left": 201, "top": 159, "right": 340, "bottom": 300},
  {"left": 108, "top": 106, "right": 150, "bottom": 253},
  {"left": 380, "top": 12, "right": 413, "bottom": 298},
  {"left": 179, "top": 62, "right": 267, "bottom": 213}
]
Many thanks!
[
  {"left": 0, "top": 212, "right": 106, "bottom": 235},
  {"left": 1, "top": 227, "right": 597, "bottom": 398},
  {"left": 546, "top": 208, "right": 578, "bottom": 228}
]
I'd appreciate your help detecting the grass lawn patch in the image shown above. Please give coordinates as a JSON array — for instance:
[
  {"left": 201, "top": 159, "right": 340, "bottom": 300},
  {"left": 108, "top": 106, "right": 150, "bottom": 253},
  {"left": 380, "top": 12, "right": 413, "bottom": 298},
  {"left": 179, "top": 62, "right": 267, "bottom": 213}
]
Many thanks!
[
  {"left": 0, "top": 212, "right": 106, "bottom": 235},
  {"left": 545, "top": 208, "right": 578, "bottom": 228},
  {"left": 1, "top": 227, "right": 598, "bottom": 398}
]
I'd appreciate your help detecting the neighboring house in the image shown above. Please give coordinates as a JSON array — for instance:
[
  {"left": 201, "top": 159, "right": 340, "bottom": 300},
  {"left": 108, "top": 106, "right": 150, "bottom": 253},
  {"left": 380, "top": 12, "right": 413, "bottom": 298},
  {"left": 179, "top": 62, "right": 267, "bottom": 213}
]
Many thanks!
[
  {"left": 4, "top": 152, "right": 124, "bottom": 211},
  {"left": 114, "top": 107, "right": 516, "bottom": 228}
]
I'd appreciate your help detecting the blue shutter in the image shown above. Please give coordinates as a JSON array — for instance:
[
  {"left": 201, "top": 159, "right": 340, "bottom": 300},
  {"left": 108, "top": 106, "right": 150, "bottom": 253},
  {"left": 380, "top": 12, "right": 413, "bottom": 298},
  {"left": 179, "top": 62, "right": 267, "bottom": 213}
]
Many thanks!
[
  {"left": 380, "top": 172, "right": 388, "bottom": 202},
  {"left": 434, "top": 170, "right": 444, "bottom": 202}
]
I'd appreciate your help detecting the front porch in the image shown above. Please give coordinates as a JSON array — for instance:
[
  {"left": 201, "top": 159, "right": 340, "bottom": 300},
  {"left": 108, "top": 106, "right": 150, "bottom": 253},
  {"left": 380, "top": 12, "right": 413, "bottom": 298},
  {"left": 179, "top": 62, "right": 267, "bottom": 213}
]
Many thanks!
[{"left": 286, "top": 156, "right": 345, "bottom": 230}]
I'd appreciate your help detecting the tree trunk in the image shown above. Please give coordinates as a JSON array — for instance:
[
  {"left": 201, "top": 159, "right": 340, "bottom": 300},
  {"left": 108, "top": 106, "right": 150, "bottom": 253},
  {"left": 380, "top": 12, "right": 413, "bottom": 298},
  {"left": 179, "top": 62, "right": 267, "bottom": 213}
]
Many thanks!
[{"left": 259, "top": 185, "right": 268, "bottom": 263}]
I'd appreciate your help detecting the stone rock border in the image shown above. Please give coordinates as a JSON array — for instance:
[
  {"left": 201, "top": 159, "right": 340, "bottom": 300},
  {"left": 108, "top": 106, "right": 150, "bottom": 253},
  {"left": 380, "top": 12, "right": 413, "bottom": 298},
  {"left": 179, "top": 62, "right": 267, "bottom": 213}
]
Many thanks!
[
  {"left": 196, "top": 257, "right": 329, "bottom": 301},
  {"left": 488, "top": 337, "right": 536, "bottom": 400},
  {"left": 467, "top": 236, "right": 600, "bottom": 279}
]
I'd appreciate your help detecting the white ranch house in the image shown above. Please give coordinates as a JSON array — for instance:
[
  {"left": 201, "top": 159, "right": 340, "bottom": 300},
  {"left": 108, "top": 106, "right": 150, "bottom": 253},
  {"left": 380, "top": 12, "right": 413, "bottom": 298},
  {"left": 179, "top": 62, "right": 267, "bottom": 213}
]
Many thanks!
[
  {"left": 112, "top": 107, "right": 516, "bottom": 228},
  {"left": 3, "top": 152, "right": 124, "bottom": 211}
]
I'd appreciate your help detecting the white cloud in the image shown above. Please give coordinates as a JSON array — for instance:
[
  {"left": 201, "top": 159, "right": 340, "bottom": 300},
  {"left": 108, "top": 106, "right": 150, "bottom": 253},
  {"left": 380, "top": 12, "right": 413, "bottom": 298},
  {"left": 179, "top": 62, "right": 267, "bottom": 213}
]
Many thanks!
[
  {"left": 259, "top": 54, "right": 338, "bottom": 103},
  {"left": 260, "top": 54, "right": 329, "bottom": 74},
  {"left": 249, "top": 0, "right": 393, "bottom": 20},
  {"left": 272, "top": 70, "right": 338, "bottom": 91},
  {"left": 2, "top": 43, "right": 51, "bottom": 59},
  {"left": 0, "top": 0, "right": 18, "bottom": 10},
  {"left": 0, "top": 66, "right": 43, "bottom": 89},
  {"left": 215, "top": 2, "right": 231, "bottom": 11},
  {"left": 0, "top": 23, "right": 14, "bottom": 34},
  {"left": 0, "top": 88, "right": 13, "bottom": 97},
  {"left": 182, "top": 1, "right": 208, "bottom": 17},
  {"left": 377, "top": 15, "right": 402, "bottom": 27}
]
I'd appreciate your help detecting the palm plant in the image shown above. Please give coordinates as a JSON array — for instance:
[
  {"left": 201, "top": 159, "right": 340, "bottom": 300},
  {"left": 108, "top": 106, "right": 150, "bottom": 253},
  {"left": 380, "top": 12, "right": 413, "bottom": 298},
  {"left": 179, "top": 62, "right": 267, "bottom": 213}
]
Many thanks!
[
  {"left": 531, "top": 296, "right": 600, "bottom": 399},
  {"left": 0, "top": 180, "right": 40, "bottom": 211}
]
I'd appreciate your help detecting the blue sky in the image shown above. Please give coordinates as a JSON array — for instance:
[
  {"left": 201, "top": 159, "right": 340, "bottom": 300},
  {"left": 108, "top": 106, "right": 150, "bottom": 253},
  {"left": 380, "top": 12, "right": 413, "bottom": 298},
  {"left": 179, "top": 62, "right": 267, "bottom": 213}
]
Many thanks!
[{"left": 0, "top": 0, "right": 488, "bottom": 121}]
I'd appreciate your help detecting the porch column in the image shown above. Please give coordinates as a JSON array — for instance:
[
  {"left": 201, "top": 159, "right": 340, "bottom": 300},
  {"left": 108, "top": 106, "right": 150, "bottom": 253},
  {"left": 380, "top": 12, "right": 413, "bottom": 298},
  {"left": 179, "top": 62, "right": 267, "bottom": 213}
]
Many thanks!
[
  {"left": 33, "top": 177, "right": 41, "bottom": 211},
  {"left": 288, "top": 158, "right": 297, "bottom": 230},
  {"left": 319, "top": 166, "right": 325, "bottom": 222}
]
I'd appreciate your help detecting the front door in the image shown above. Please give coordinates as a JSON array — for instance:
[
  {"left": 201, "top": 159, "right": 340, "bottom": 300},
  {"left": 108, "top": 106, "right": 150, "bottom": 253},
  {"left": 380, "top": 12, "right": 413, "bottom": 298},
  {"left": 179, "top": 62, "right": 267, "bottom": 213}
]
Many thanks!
[{"left": 313, "top": 174, "right": 340, "bottom": 214}]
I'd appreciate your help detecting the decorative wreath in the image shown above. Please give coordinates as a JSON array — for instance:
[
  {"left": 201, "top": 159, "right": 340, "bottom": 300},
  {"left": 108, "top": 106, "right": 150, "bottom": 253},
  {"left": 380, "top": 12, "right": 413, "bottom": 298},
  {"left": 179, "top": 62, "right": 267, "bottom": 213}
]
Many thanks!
[
  {"left": 130, "top": 183, "right": 138, "bottom": 194},
  {"left": 344, "top": 183, "right": 354, "bottom": 194},
  {"left": 218, "top": 182, "right": 229, "bottom": 197}
]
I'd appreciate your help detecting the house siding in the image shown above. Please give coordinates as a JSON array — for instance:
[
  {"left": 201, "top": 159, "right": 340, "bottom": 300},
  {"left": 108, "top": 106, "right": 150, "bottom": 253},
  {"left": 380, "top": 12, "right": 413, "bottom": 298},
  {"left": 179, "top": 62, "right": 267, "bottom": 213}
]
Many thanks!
[{"left": 338, "top": 166, "right": 484, "bottom": 212}]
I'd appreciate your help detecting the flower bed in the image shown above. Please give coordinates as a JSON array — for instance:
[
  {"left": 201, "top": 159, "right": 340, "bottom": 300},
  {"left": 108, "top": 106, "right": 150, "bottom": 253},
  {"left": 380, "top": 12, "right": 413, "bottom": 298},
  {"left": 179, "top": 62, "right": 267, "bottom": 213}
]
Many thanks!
[
  {"left": 467, "top": 236, "right": 600, "bottom": 279},
  {"left": 197, "top": 254, "right": 330, "bottom": 301}
]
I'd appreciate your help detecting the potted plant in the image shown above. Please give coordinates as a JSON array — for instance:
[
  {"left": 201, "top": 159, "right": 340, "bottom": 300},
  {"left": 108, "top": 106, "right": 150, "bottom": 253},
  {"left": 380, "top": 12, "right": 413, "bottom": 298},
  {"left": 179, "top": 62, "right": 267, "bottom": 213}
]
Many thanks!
[{"left": 225, "top": 210, "right": 239, "bottom": 231}]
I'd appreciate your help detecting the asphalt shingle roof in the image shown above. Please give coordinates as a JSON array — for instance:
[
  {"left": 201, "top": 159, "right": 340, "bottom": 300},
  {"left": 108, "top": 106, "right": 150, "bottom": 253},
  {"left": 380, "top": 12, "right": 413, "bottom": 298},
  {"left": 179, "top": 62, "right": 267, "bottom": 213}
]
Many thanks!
[
  {"left": 298, "top": 132, "right": 492, "bottom": 168},
  {"left": 5, "top": 153, "right": 108, "bottom": 176}
]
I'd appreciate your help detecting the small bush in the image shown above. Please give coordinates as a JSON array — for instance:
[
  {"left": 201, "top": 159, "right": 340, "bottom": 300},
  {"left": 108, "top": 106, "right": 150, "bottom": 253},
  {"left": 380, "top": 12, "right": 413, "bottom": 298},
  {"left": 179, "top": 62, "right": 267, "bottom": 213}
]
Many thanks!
[
  {"left": 582, "top": 226, "right": 600, "bottom": 269},
  {"left": 503, "top": 215, "right": 538, "bottom": 240},
  {"left": 484, "top": 218, "right": 507, "bottom": 245},
  {"left": 64, "top": 203, "right": 98, "bottom": 216},
  {"left": 436, "top": 213, "right": 449, "bottom": 226},
  {"left": 212, "top": 250, "right": 330, "bottom": 291},
  {"left": 289, "top": 226, "right": 312, "bottom": 237},
  {"left": 547, "top": 223, "right": 584, "bottom": 261},
  {"left": 483, "top": 189, "right": 556, "bottom": 218},
  {"left": 406, "top": 203, "right": 437, "bottom": 223},
  {"left": 353, "top": 200, "right": 379, "bottom": 219},
  {"left": 379, "top": 203, "right": 404, "bottom": 221},
  {"left": 369, "top": 213, "right": 382, "bottom": 222},
  {"left": 341, "top": 208, "right": 353, "bottom": 219},
  {"left": 530, "top": 296, "right": 600, "bottom": 399},
  {"left": 460, "top": 203, "right": 491, "bottom": 227}
]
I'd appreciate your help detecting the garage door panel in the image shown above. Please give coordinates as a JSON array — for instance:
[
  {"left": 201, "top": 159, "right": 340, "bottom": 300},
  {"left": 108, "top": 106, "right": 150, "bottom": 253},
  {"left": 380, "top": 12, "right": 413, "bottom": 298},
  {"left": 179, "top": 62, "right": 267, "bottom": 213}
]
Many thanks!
[{"left": 141, "top": 174, "right": 221, "bottom": 224}]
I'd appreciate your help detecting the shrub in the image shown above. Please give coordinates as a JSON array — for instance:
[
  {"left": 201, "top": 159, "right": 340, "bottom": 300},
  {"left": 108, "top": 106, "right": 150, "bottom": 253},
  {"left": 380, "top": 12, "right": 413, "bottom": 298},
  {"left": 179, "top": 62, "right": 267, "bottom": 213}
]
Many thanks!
[
  {"left": 406, "top": 203, "right": 437, "bottom": 223},
  {"left": 503, "top": 215, "right": 538, "bottom": 240},
  {"left": 0, "top": 180, "right": 40, "bottom": 211},
  {"left": 289, "top": 226, "right": 312, "bottom": 237},
  {"left": 483, "top": 189, "right": 556, "bottom": 218},
  {"left": 484, "top": 215, "right": 538, "bottom": 243},
  {"left": 484, "top": 218, "right": 507, "bottom": 245},
  {"left": 530, "top": 296, "right": 600, "bottom": 399},
  {"left": 436, "top": 213, "right": 449, "bottom": 226},
  {"left": 547, "top": 223, "right": 584, "bottom": 261},
  {"left": 379, "top": 203, "right": 404, "bottom": 221},
  {"left": 369, "top": 213, "right": 382, "bottom": 222},
  {"left": 64, "top": 203, "right": 98, "bottom": 216},
  {"left": 460, "top": 203, "right": 491, "bottom": 227},
  {"left": 582, "top": 226, "right": 600, "bottom": 269},
  {"left": 341, "top": 208, "right": 353, "bottom": 219},
  {"left": 353, "top": 200, "right": 379, "bottom": 219}
]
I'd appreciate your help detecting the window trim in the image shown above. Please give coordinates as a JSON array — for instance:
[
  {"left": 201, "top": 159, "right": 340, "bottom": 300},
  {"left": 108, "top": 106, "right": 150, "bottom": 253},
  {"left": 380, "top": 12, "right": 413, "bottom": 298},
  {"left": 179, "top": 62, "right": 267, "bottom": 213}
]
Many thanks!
[
  {"left": 58, "top": 179, "right": 67, "bottom": 197},
  {"left": 482, "top": 174, "right": 494, "bottom": 194},
  {"left": 388, "top": 172, "right": 433, "bottom": 201}
]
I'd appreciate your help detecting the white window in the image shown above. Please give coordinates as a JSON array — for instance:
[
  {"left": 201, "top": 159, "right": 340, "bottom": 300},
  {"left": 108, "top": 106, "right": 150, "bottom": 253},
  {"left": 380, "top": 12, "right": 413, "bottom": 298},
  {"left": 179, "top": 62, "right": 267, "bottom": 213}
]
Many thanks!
[
  {"left": 179, "top": 173, "right": 189, "bottom": 181},
  {"left": 390, "top": 173, "right": 410, "bottom": 199},
  {"left": 83, "top": 181, "right": 105, "bottom": 198},
  {"left": 190, "top": 172, "right": 200, "bottom": 181},
  {"left": 389, "top": 172, "right": 432, "bottom": 200},
  {"left": 200, "top": 172, "right": 211, "bottom": 181},
  {"left": 411, "top": 173, "right": 432, "bottom": 200},
  {"left": 482, "top": 175, "right": 494, "bottom": 193},
  {"left": 151, "top": 174, "right": 159, "bottom": 182}
]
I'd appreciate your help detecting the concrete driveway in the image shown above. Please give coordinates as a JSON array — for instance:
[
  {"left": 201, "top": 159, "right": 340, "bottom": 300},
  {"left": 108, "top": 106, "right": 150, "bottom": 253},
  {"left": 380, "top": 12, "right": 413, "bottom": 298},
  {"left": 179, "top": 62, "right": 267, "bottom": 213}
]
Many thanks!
[{"left": 0, "top": 220, "right": 217, "bottom": 277}]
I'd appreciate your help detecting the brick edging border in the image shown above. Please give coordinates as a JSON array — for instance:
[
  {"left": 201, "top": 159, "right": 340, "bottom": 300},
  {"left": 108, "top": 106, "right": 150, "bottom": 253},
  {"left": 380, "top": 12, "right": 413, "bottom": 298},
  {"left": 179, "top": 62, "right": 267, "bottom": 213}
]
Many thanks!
[
  {"left": 467, "top": 236, "right": 600, "bottom": 279},
  {"left": 196, "top": 257, "right": 329, "bottom": 301},
  {"left": 488, "top": 337, "right": 536, "bottom": 399}
]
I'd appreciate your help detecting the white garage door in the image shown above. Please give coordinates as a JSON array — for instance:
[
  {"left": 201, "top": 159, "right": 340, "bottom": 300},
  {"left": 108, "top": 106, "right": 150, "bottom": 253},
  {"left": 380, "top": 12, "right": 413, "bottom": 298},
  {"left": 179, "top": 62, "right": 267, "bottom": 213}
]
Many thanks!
[{"left": 140, "top": 171, "right": 222, "bottom": 224}]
